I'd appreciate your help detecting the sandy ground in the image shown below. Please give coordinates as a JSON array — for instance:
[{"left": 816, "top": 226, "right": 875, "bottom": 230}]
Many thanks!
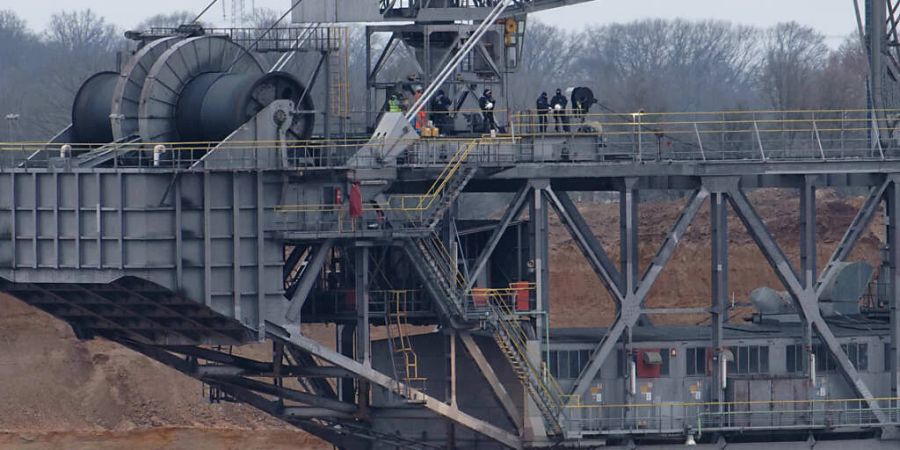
[{"left": 0, "top": 189, "right": 883, "bottom": 448}]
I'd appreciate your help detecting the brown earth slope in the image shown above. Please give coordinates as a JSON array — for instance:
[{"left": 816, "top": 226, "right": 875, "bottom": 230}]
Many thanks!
[{"left": 0, "top": 189, "right": 883, "bottom": 448}]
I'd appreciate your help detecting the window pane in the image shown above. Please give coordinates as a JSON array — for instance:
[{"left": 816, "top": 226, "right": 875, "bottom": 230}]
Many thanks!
[
  {"left": 749, "top": 347, "right": 759, "bottom": 373},
  {"left": 580, "top": 350, "right": 591, "bottom": 374},
  {"left": 858, "top": 344, "right": 868, "bottom": 371},
  {"left": 887, "top": 343, "right": 892, "bottom": 373},
  {"left": 786, "top": 345, "right": 796, "bottom": 373},
  {"left": 760, "top": 346, "right": 769, "bottom": 373},
  {"left": 558, "top": 351, "right": 569, "bottom": 379},
  {"left": 549, "top": 351, "right": 559, "bottom": 378},
  {"left": 569, "top": 351, "right": 581, "bottom": 378},
  {"left": 687, "top": 348, "right": 697, "bottom": 375},
  {"left": 660, "top": 348, "right": 670, "bottom": 376}
]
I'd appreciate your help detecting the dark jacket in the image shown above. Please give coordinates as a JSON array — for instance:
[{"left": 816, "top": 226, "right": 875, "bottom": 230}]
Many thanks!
[
  {"left": 551, "top": 93, "right": 567, "bottom": 110},
  {"left": 479, "top": 95, "right": 495, "bottom": 111},
  {"left": 536, "top": 94, "right": 550, "bottom": 112},
  {"left": 432, "top": 92, "right": 451, "bottom": 112}
]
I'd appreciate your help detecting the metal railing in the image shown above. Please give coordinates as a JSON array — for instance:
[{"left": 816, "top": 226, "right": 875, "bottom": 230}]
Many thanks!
[
  {"left": 8, "top": 109, "right": 900, "bottom": 171},
  {"left": 509, "top": 108, "right": 896, "bottom": 163},
  {"left": 563, "top": 396, "right": 900, "bottom": 436},
  {"left": 146, "top": 25, "right": 345, "bottom": 52}
]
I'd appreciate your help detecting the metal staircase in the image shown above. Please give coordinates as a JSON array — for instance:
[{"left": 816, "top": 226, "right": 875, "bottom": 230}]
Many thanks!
[
  {"left": 406, "top": 233, "right": 468, "bottom": 320},
  {"left": 327, "top": 27, "right": 350, "bottom": 120},
  {"left": 385, "top": 291, "right": 427, "bottom": 396},
  {"left": 485, "top": 291, "right": 565, "bottom": 436},
  {"left": 389, "top": 139, "right": 479, "bottom": 229},
  {"left": 283, "top": 245, "right": 313, "bottom": 300}
]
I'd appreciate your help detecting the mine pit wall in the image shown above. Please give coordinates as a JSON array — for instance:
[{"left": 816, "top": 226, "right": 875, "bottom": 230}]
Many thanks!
[{"left": 0, "top": 169, "right": 289, "bottom": 335}]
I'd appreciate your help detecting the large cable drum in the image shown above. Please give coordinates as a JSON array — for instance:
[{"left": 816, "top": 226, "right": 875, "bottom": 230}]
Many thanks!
[
  {"left": 71, "top": 71, "right": 119, "bottom": 143},
  {"left": 565, "top": 86, "right": 598, "bottom": 113},
  {"left": 139, "top": 35, "right": 263, "bottom": 142},
  {"left": 110, "top": 36, "right": 183, "bottom": 141},
  {"left": 176, "top": 71, "right": 314, "bottom": 142}
]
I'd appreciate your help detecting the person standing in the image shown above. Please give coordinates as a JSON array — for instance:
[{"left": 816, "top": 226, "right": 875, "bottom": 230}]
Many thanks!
[
  {"left": 479, "top": 88, "right": 498, "bottom": 132},
  {"left": 387, "top": 95, "right": 401, "bottom": 112},
  {"left": 551, "top": 88, "right": 568, "bottom": 132},
  {"left": 412, "top": 87, "right": 426, "bottom": 130},
  {"left": 535, "top": 91, "right": 550, "bottom": 134},
  {"left": 431, "top": 89, "right": 452, "bottom": 132}
]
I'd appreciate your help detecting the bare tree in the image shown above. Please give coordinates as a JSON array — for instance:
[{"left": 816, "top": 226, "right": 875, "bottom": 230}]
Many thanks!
[
  {"left": 35, "top": 10, "right": 122, "bottom": 136},
  {"left": 758, "top": 22, "right": 828, "bottom": 110},
  {"left": 816, "top": 36, "right": 867, "bottom": 109},
  {"left": 134, "top": 11, "right": 198, "bottom": 31}
]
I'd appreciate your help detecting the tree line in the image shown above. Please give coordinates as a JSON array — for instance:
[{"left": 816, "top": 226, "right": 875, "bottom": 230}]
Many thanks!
[
  {"left": 509, "top": 19, "right": 866, "bottom": 115},
  {"left": 0, "top": 8, "right": 867, "bottom": 142}
]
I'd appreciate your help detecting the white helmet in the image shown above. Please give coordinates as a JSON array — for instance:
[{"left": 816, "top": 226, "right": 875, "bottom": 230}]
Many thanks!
[
  {"left": 554, "top": 104, "right": 562, "bottom": 111},
  {"left": 486, "top": 102, "right": 494, "bottom": 109}
]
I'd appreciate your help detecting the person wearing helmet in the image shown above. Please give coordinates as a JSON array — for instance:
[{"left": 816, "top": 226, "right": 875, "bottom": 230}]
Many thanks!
[
  {"left": 550, "top": 88, "right": 568, "bottom": 132},
  {"left": 387, "top": 94, "right": 401, "bottom": 113},
  {"left": 430, "top": 89, "right": 452, "bottom": 132},
  {"left": 413, "top": 87, "right": 426, "bottom": 130},
  {"left": 535, "top": 92, "right": 550, "bottom": 134},
  {"left": 479, "top": 88, "right": 498, "bottom": 132}
]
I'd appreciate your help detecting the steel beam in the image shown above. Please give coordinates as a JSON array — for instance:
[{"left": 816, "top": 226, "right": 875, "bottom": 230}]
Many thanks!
[
  {"left": 816, "top": 180, "right": 889, "bottom": 296},
  {"left": 800, "top": 177, "right": 817, "bottom": 288},
  {"left": 201, "top": 375, "right": 357, "bottom": 413},
  {"left": 280, "top": 333, "right": 522, "bottom": 449},
  {"left": 286, "top": 239, "right": 335, "bottom": 322},
  {"left": 632, "top": 189, "right": 708, "bottom": 302},
  {"left": 459, "top": 331, "right": 523, "bottom": 435},
  {"left": 466, "top": 184, "right": 531, "bottom": 292},
  {"left": 887, "top": 178, "right": 900, "bottom": 397},
  {"left": 543, "top": 188, "right": 623, "bottom": 303},
  {"left": 726, "top": 186, "right": 887, "bottom": 423},
  {"left": 710, "top": 191, "right": 727, "bottom": 403},
  {"left": 569, "top": 189, "right": 707, "bottom": 400},
  {"left": 620, "top": 179, "right": 639, "bottom": 296},
  {"left": 530, "top": 180, "right": 550, "bottom": 335}
]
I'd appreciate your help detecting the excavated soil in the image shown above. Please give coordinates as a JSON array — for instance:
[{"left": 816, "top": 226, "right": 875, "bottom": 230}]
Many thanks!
[{"left": 0, "top": 189, "right": 883, "bottom": 448}]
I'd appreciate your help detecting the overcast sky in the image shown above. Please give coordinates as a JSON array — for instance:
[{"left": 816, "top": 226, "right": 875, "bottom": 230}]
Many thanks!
[{"left": 11, "top": 0, "right": 857, "bottom": 44}]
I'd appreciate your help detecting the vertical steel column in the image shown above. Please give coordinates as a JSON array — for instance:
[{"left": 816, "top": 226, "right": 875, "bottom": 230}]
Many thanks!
[
  {"left": 365, "top": 27, "right": 372, "bottom": 132},
  {"left": 529, "top": 180, "right": 550, "bottom": 336},
  {"left": 710, "top": 191, "right": 728, "bottom": 404},
  {"left": 888, "top": 179, "right": 900, "bottom": 396},
  {"left": 446, "top": 329, "right": 457, "bottom": 448},
  {"left": 338, "top": 324, "right": 356, "bottom": 403},
  {"left": 800, "top": 178, "right": 817, "bottom": 396},
  {"left": 355, "top": 246, "right": 370, "bottom": 415},
  {"left": 800, "top": 178, "right": 817, "bottom": 289},
  {"left": 867, "top": 0, "right": 885, "bottom": 116},
  {"left": 620, "top": 178, "right": 639, "bottom": 298}
]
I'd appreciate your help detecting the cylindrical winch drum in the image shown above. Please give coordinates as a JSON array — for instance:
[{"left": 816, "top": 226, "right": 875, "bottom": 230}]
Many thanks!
[
  {"left": 176, "top": 71, "right": 314, "bottom": 142},
  {"left": 71, "top": 71, "right": 118, "bottom": 143}
]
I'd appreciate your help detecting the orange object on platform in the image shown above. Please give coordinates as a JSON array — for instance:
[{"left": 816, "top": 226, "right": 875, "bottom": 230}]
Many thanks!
[
  {"left": 510, "top": 281, "right": 530, "bottom": 311},
  {"left": 472, "top": 288, "right": 489, "bottom": 307}
]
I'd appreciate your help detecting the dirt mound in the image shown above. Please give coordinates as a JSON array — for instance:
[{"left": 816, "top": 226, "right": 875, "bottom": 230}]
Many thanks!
[
  {"left": 549, "top": 189, "right": 883, "bottom": 327},
  {"left": 0, "top": 295, "right": 328, "bottom": 448}
]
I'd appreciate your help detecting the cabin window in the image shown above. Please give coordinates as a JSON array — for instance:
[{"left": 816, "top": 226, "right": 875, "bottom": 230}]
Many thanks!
[
  {"left": 686, "top": 347, "right": 707, "bottom": 376},
  {"left": 728, "top": 345, "right": 769, "bottom": 374}
]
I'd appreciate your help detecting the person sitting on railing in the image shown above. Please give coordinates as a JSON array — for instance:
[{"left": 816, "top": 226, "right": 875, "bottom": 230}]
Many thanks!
[
  {"left": 479, "top": 88, "right": 499, "bottom": 133},
  {"left": 551, "top": 88, "right": 569, "bottom": 133},
  {"left": 536, "top": 92, "right": 550, "bottom": 134}
]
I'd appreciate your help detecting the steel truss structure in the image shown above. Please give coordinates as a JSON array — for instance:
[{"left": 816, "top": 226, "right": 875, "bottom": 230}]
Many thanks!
[{"left": 3, "top": 1, "right": 900, "bottom": 449}]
